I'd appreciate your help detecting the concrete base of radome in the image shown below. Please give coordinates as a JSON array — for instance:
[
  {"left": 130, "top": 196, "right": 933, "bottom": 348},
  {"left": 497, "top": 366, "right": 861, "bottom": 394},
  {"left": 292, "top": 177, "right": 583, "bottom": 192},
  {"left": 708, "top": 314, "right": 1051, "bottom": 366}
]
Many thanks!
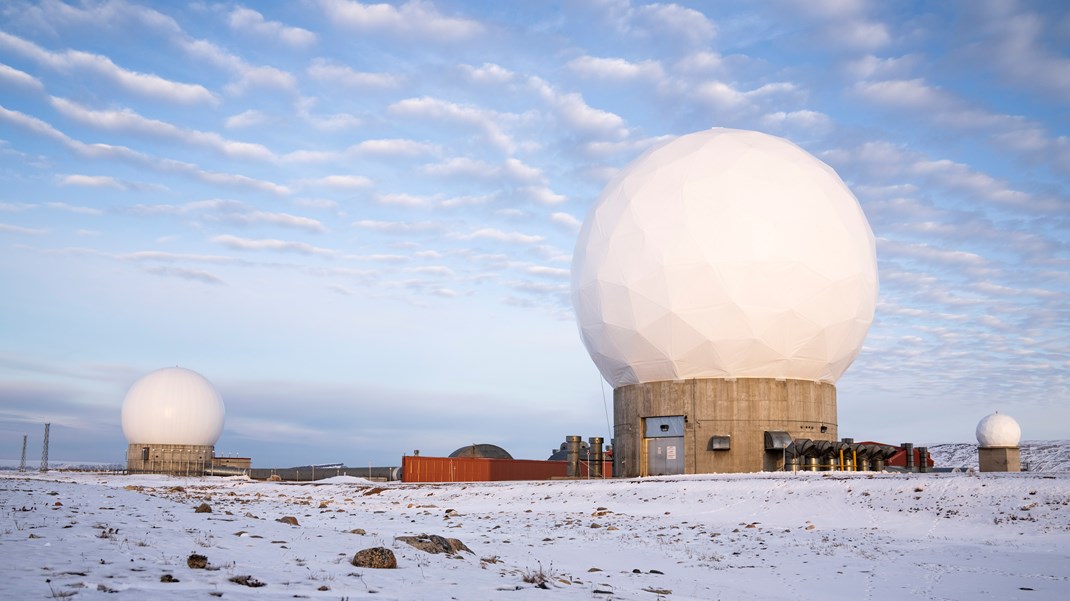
[
  {"left": 979, "top": 446, "right": 1021, "bottom": 472},
  {"left": 613, "top": 378, "right": 837, "bottom": 476},
  {"left": 126, "top": 443, "right": 215, "bottom": 476}
]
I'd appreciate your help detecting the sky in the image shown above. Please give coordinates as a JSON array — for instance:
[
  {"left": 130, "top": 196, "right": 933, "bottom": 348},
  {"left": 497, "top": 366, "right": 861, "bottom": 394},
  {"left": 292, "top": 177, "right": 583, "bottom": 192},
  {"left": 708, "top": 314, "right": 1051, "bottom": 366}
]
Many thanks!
[{"left": 0, "top": 0, "right": 1067, "bottom": 468}]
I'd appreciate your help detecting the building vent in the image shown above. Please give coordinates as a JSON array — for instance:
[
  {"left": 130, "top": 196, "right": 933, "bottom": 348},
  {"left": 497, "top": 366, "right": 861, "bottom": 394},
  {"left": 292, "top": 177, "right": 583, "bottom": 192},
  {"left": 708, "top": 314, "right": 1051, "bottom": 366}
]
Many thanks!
[
  {"left": 764, "top": 431, "right": 792, "bottom": 450},
  {"left": 707, "top": 435, "right": 731, "bottom": 451}
]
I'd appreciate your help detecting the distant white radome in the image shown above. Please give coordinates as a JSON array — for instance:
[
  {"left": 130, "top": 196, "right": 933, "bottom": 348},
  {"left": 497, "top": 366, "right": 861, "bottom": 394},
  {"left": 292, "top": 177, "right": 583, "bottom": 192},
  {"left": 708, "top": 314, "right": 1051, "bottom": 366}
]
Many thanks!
[
  {"left": 976, "top": 411, "right": 1021, "bottom": 448},
  {"left": 121, "top": 367, "right": 225, "bottom": 446},
  {"left": 571, "top": 128, "right": 879, "bottom": 388}
]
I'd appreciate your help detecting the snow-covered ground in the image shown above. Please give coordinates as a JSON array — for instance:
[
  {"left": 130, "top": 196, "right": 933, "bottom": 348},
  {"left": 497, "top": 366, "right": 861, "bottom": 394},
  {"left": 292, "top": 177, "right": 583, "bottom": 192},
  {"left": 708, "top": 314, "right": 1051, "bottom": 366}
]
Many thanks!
[{"left": 2, "top": 468, "right": 1068, "bottom": 600}]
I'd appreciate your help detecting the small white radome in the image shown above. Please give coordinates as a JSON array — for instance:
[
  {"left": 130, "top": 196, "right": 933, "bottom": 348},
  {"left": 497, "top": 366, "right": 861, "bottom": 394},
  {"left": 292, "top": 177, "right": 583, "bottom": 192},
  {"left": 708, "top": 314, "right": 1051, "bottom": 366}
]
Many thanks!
[
  {"left": 572, "top": 128, "right": 878, "bottom": 388},
  {"left": 121, "top": 367, "right": 225, "bottom": 446},
  {"left": 976, "top": 411, "right": 1021, "bottom": 448}
]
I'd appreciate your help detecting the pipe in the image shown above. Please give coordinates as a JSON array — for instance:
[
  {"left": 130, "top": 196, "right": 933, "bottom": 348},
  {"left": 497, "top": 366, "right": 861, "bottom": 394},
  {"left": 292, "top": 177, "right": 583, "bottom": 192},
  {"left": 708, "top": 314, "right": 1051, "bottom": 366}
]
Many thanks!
[
  {"left": 566, "top": 435, "right": 582, "bottom": 478},
  {"left": 902, "top": 443, "right": 915, "bottom": 471},
  {"left": 917, "top": 447, "right": 930, "bottom": 473},
  {"left": 589, "top": 437, "right": 604, "bottom": 478}
]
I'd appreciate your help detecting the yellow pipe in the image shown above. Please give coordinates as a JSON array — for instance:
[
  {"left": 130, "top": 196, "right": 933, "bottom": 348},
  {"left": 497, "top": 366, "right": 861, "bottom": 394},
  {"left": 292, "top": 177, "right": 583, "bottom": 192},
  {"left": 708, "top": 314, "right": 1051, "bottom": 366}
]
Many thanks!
[
  {"left": 852, "top": 449, "right": 858, "bottom": 472},
  {"left": 839, "top": 448, "right": 844, "bottom": 471}
]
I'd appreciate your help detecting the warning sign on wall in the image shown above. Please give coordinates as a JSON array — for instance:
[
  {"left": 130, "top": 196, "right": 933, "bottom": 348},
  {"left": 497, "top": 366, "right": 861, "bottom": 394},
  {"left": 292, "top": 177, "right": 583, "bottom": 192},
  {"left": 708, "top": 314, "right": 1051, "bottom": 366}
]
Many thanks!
[{"left": 666, "top": 446, "right": 677, "bottom": 460}]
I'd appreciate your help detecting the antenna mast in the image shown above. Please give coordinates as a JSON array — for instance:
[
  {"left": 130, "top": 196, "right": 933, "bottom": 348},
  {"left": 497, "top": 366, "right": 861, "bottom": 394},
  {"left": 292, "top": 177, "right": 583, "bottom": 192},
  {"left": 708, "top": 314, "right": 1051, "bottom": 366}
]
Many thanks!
[
  {"left": 18, "top": 434, "right": 27, "bottom": 472},
  {"left": 39, "top": 423, "right": 50, "bottom": 472}
]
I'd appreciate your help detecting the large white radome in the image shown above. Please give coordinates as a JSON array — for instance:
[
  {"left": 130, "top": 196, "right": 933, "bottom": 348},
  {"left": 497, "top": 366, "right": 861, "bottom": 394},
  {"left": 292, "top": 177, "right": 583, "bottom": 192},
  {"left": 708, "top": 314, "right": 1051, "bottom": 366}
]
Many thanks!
[
  {"left": 121, "top": 367, "right": 225, "bottom": 446},
  {"left": 572, "top": 128, "right": 879, "bottom": 388},
  {"left": 976, "top": 412, "right": 1021, "bottom": 447}
]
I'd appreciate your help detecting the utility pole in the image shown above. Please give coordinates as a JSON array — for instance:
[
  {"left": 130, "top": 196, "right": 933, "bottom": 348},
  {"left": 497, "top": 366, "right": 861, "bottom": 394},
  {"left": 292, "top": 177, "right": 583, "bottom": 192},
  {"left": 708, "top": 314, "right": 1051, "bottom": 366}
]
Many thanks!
[
  {"left": 39, "top": 423, "right": 50, "bottom": 472},
  {"left": 18, "top": 434, "right": 27, "bottom": 472}
]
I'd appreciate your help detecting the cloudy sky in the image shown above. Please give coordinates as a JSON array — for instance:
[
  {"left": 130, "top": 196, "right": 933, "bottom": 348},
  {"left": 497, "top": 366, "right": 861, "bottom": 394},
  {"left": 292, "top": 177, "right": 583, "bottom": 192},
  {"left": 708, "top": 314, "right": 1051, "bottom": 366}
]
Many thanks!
[{"left": 1, "top": 0, "right": 1067, "bottom": 467}]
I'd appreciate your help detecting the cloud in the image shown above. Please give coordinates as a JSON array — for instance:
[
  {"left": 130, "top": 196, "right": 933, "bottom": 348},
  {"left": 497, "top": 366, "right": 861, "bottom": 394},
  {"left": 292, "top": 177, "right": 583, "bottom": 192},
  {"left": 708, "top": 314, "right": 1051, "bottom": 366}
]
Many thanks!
[
  {"left": 0, "top": 31, "right": 216, "bottom": 104},
  {"left": 49, "top": 96, "right": 276, "bottom": 161},
  {"left": 0, "top": 222, "right": 47, "bottom": 235},
  {"left": 375, "top": 193, "right": 432, "bottom": 207},
  {"left": 528, "top": 77, "right": 627, "bottom": 139},
  {"left": 348, "top": 138, "right": 439, "bottom": 157},
  {"left": 522, "top": 186, "right": 567, "bottom": 205},
  {"left": 966, "top": 6, "right": 1070, "bottom": 103},
  {"left": 760, "top": 109, "right": 831, "bottom": 130},
  {"left": 0, "top": 105, "right": 290, "bottom": 194},
  {"left": 228, "top": 7, "right": 317, "bottom": 48},
  {"left": 598, "top": 1, "right": 715, "bottom": 48},
  {"left": 307, "top": 58, "right": 403, "bottom": 88},
  {"left": 222, "top": 211, "right": 327, "bottom": 233},
  {"left": 695, "top": 81, "right": 800, "bottom": 111},
  {"left": 56, "top": 174, "right": 127, "bottom": 190},
  {"left": 459, "top": 62, "right": 515, "bottom": 84},
  {"left": 354, "top": 220, "right": 442, "bottom": 233},
  {"left": 45, "top": 202, "right": 102, "bottom": 216},
  {"left": 225, "top": 109, "right": 268, "bottom": 129},
  {"left": 212, "top": 234, "right": 336, "bottom": 256},
  {"left": 0, "top": 62, "right": 44, "bottom": 91},
  {"left": 389, "top": 96, "right": 516, "bottom": 153},
  {"left": 550, "top": 212, "right": 582, "bottom": 231},
  {"left": 143, "top": 265, "right": 224, "bottom": 285},
  {"left": 452, "top": 228, "right": 544, "bottom": 244},
  {"left": 180, "top": 38, "right": 296, "bottom": 96},
  {"left": 316, "top": 0, "right": 484, "bottom": 41},
  {"left": 566, "top": 56, "right": 664, "bottom": 82},
  {"left": 302, "top": 175, "right": 374, "bottom": 189}
]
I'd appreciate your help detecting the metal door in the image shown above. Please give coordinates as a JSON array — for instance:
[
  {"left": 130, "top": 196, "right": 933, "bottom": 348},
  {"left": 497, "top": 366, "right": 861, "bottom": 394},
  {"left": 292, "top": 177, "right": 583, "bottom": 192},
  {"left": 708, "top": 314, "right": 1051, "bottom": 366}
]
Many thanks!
[{"left": 647, "top": 437, "right": 684, "bottom": 475}]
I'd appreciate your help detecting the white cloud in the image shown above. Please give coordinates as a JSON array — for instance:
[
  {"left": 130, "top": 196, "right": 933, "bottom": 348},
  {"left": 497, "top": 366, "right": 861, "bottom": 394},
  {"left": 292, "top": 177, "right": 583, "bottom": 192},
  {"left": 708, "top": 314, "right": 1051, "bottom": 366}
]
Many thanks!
[
  {"left": 225, "top": 109, "right": 268, "bottom": 129},
  {"left": 303, "top": 175, "right": 374, "bottom": 189},
  {"left": 375, "top": 193, "right": 432, "bottom": 207},
  {"left": 567, "top": 56, "right": 664, "bottom": 82},
  {"left": 0, "top": 63, "right": 44, "bottom": 91},
  {"left": 317, "top": 0, "right": 484, "bottom": 41},
  {"left": 523, "top": 186, "right": 567, "bottom": 205},
  {"left": 459, "top": 62, "right": 515, "bottom": 84},
  {"left": 180, "top": 38, "right": 296, "bottom": 96},
  {"left": 0, "top": 222, "right": 47, "bottom": 235},
  {"left": 0, "top": 105, "right": 290, "bottom": 195},
  {"left": 0, "top": 32, "right": 216, "bottom": 104},
  {"left": 228, "top": 7, "right": 317, "bottom": 48},
  {"left": 453, "top": 228, "right": 544, "bottom": 244},
  {"left": 212, "top": 234, "right": 336, "bottom": 255},
  {"left": 389, "top": 96, "right": 515, "bottom": 152},
  {"left": 349, "top": 139, "right": 439, "bottom": 157},
  {"left": 550, "top": 212, "right": 582, "bottom": 231},
  {"left": 56, "top": 174, "right": 126, "bottom": 190},
  {"left": 354, "top": 220, "right": 441, "bottom": 233},
  {"left": 760, "top": 109, "right": 831, "bottom": 130},
  {"left": 307, "top": 58, "right": 404, "bottom": 88},
  {"left": 49, "top": 96, "right": 275, "bottom": 162},
  {"left": 528, "top": 77, "right": 627, "bottom": 139},
  {"left": 45, "top": 202, "right": 103, "bottom": 216},
  {"left": 143, "top": 265, "right": 224, "bottom": 285}
]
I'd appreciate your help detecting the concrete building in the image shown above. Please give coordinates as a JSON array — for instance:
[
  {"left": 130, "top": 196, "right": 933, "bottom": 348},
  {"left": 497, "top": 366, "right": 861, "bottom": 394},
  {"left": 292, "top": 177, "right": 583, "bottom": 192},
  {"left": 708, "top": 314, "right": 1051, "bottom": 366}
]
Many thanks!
[
  {"left": 976, "top": 411, "right": 1022, "bottom": 472},
  {"left": 571, "top": 129, "right": 878, "bottom": 475},
  {"left": 122, "top": 367, "right": 226, "bottom": 475}
]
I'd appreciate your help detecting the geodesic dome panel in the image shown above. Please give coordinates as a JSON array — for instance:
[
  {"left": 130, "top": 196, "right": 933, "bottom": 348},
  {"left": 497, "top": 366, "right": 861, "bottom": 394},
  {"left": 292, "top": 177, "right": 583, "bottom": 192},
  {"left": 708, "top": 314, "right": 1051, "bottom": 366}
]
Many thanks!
[
  {"left": 571, "top": 128, "right": 878, "bottom": 388},
  {"left": 976, "top": 412, "right": 1021, "bottom": 447},
  {"left": 121, "top": 367, "right": 225, "bottom": 446}
]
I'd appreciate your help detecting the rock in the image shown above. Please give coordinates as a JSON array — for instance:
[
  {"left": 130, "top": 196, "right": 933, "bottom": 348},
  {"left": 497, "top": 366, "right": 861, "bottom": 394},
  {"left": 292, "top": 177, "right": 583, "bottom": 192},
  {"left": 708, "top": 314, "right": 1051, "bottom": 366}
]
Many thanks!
[
  {"left": 194, "top": 503, "right": 212, "bottom": 513},
  {"left": 187, "top": 553, "right": 208, "bottom": 569},
  {"left": 350, "top": 528, "right": 366, "bottom": 535},
  {"left": 229, "top": 575, "right": 266, "bottom": 587},
  {"left": 396, "top": 534, "right": 472, "bottom": 555},
  {"left": 276, "top": 516, "right": 299, "bottom": 526},
  {"left": 351, "top": 547, "right": 397, "bottom": 569},
  {"left": 160, "top": 574, "right": 179, "bottom": 583}
]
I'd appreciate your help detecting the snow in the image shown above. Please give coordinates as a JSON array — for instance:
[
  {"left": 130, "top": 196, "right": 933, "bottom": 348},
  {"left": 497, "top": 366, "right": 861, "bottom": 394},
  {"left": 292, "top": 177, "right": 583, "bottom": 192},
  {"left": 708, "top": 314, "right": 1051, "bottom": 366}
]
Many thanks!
[{"left": 2, "top": 468, "right": 1068, "bottom": 600}]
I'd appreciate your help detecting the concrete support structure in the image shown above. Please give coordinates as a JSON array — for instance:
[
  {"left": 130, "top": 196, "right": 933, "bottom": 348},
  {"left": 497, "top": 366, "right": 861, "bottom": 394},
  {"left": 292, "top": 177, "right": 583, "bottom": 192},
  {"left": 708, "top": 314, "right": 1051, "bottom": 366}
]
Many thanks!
[
  {"left": 127, "top": 443, "right": 215, "bottom": 476},
  {"left": 978, "top": 446, "right": 1021, "bottom": 472},
  {"left": 614, "top": 378, "right": 836, "bottom": 476}
]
